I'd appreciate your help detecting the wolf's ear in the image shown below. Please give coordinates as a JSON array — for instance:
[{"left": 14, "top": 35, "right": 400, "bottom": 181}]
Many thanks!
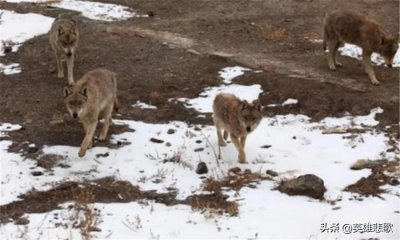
[
  {"left": 253, "top": 99, "right": 262, "bottom": 111},
  {"left": 81, "top": 87, "right": 87, "bottom": 97},
  {"left": 63, "top": 86, "right": 71, "bottom": 97},
  {"left": 241, "top": 100, "right": 249, "bottom": 110}
]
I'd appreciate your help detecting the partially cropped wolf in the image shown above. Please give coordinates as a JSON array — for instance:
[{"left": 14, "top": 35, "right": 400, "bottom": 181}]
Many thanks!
[
  {"left": 323, "top": 10, "right": 398, "bottom": 85},
  {"left": 212, "top": 93, "right": 262, "bottom": 163},
  {"left": 49, "top": 17, "right": 79, "bottom": 85},
  {"left": 64, "top": 68, "right": 119, "bottom": 157}
]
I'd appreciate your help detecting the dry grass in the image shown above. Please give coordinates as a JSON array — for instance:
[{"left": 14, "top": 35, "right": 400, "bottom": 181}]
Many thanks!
[
  {"left": 261, "top": 24, "right": 288, "bottom": 41},
  {"left": 204, "top": 168, "right": 270, "bottom": 192},
  {"left": 72, "top": 189, "right": 101, "bottom": 240}
]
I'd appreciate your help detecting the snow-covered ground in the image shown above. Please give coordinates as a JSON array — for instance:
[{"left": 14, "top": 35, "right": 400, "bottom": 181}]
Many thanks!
[
  {"left": 1, "top": 66, "right": 399, "bottom": 239},
  {"left": 0, "top": 10, "right": 54, "bottom": 75}
]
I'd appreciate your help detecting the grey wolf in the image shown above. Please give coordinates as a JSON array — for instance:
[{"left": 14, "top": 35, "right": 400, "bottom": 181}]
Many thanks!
[
  {"left": 323, "top": 10, "right": 398, "bottom": 85},
  {"left": 64, "top": 68, "right": 119, "bottom": 157},
  {"left": 49, "top": 17, "right": 79, "bottom": 85},
  {"left": 212, "top": 93, "right": 262, "bottom": 163}
]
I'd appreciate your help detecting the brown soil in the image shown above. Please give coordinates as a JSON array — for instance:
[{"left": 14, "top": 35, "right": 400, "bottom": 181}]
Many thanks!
[
  {"left": 0, "top": 0, "right": 399, "bottom": 223},
  {"left": 345, "top": 160, "right": 399, "bottom": 197}
]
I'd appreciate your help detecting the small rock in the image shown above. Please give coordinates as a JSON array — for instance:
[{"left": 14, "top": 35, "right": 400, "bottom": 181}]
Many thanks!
[
  {"left": 165, "top": 142, "right": 171, "bottom": 147},
  {"left": 31, "top": 171, "right": 44, "bottom": 176},
  {"left": 95, "top": 152, "right": 109, "bottom": 158},
  {"left": 196, "top": 162, "right": 208, "bottom": 174},
  {"left": 194, "top": 127, "right": 201, "bottom": 131},
  {"left": 167, "top": 129, "right": 176, "bottom": 134},
  {"left": 292, "top": 136, "right": 297, "bottom": 139},
  {"left": 4, "top": 45, "right": 12, "bottom": 54},
  {"left": 195, "top": 140, "right": 202, "bottom": 144},
  {"left": 389, "top": 178, "right": 399, "bottom": 186},
  {"left": 147, "top": 11, "right": 155, "bottom": 17},
  {"left": 150, "top": 137, "right": 164, "bottom": 143},
  {"left": 277, "top": 174, "right": 326, "bottom": 199},
  {"left": 261, "top": 145, "right": 271, "bottom": 149},
  {"left": 194, "top": 148, "right": 204, "bottom": 152},
  {"left": 266, "top": 170, "right": 278, "bottom": 177},
  {"left": 58, "top": 163, "right": 71, "bottom": 168}
]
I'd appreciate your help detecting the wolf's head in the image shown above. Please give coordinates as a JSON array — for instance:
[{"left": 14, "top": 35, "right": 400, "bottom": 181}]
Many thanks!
[
  {"left": 239, "top": 99, "right": 263, "bottom": 133},
  {"left": 57, "top": 22, "right": 78, "bottom": 57},
  {"left": 64, "top": 85, "right": 87, "bottom": 119},
  {"left": 379, "top": 34, "right": 399, "bottom": 68}
]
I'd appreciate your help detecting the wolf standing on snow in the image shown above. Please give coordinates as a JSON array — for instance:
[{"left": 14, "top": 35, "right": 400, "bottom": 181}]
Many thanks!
[
  {"left": 323, "top": 10, "right": 398, "bottom": 85},
  {"left": 64, "top": 68, "right": 119, "bottom": 157},
  {"left": 212, "top": 93, "right": 262, "bottom": 163},
  {"left": 49, "top": 17, "right": 79, "bottom": 85}
]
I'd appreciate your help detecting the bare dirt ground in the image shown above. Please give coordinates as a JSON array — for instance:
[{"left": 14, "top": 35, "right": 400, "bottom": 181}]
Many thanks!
[{"left": 0, "top": 0, "right": 399, "bottom": 224}]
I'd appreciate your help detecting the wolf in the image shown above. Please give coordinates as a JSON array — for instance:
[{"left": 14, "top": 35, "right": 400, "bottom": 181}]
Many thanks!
[
  {"left": 212, "top": 93, "right": 262, "bottom": 163},
  {"left": 49, "top": 17, "right": 79, "bottom": 85},
  {"left": 64, "top": 68, "right": 119, "bottom": 157},
  {"left": 323, "top": 10, "right": 398, "bottom": 85}
]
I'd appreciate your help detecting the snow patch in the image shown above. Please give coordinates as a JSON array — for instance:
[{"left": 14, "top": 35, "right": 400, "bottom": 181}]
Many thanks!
[
  {"left": 132, "top": 101, "right": 157, "bottom": 109},
  {"left": 0, "top": 63, "right": 21, "bottom": 75},
  {"left": 0, "top": 10, "right": 54, "bottom": 56},
  {"left": 51, "top": 0, "right": 135, "bottom": 22},
  {"left": 179, "top": 84, "right": 263, "bottom": 113},
  {"left": 267, "top": 98, "right": 298, "bottom": 107},
  {"left": 218, "top": 66, "right": 251, "bottom": 84}
]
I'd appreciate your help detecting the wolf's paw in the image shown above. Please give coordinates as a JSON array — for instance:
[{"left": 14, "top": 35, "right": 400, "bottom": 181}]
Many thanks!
[
  {"left": 218, "top": 141, "right": 226, "bottom": 147},
  {"left": 78, "top": 149, "right": 86, "bottom": 157},
  {"left": 98, "top": 134, "right": 107, "bottom": 141},
  {"left": 371, "top": 79, "right": 380, "bottom": 85},
  {"left": 238, "top": 153, "right": 247, "bottom": 164},
  {"left": 57, "top": 72, "right": 64, "bottom": 78},
  {"left": 335, "top": 62, "right": 342, "bottom": 67}
]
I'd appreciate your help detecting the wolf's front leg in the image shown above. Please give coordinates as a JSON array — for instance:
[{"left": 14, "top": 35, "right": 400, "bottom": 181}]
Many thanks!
[
  {"left": 79, "top": 122, "right": 97, "bottom": 157},
  {"left": 362, "top": 51, "right": 380, "bottom": 85},
  {"left": 66, "top": 54, "right": 74, "bottom": 85},
  {"left": 231, "top": 135, "right": 246, "bottom": 163},
  {"left": 56, "top": 53, "right": 64, "bottom": 78}
]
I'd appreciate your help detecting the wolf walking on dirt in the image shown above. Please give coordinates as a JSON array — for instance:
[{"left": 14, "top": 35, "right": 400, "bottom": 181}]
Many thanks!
[
  {"left": 212, "top": 93, "right": 262, "bottom": 163},
  {"left": 64, "top": 68, "right": 119, "bottom": 157},
  {"left": 323, "top": 10, "right": 398, "bottom": 85},
  {"left": 49, "top": 17, "right": 79, "bottom": 85}
]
